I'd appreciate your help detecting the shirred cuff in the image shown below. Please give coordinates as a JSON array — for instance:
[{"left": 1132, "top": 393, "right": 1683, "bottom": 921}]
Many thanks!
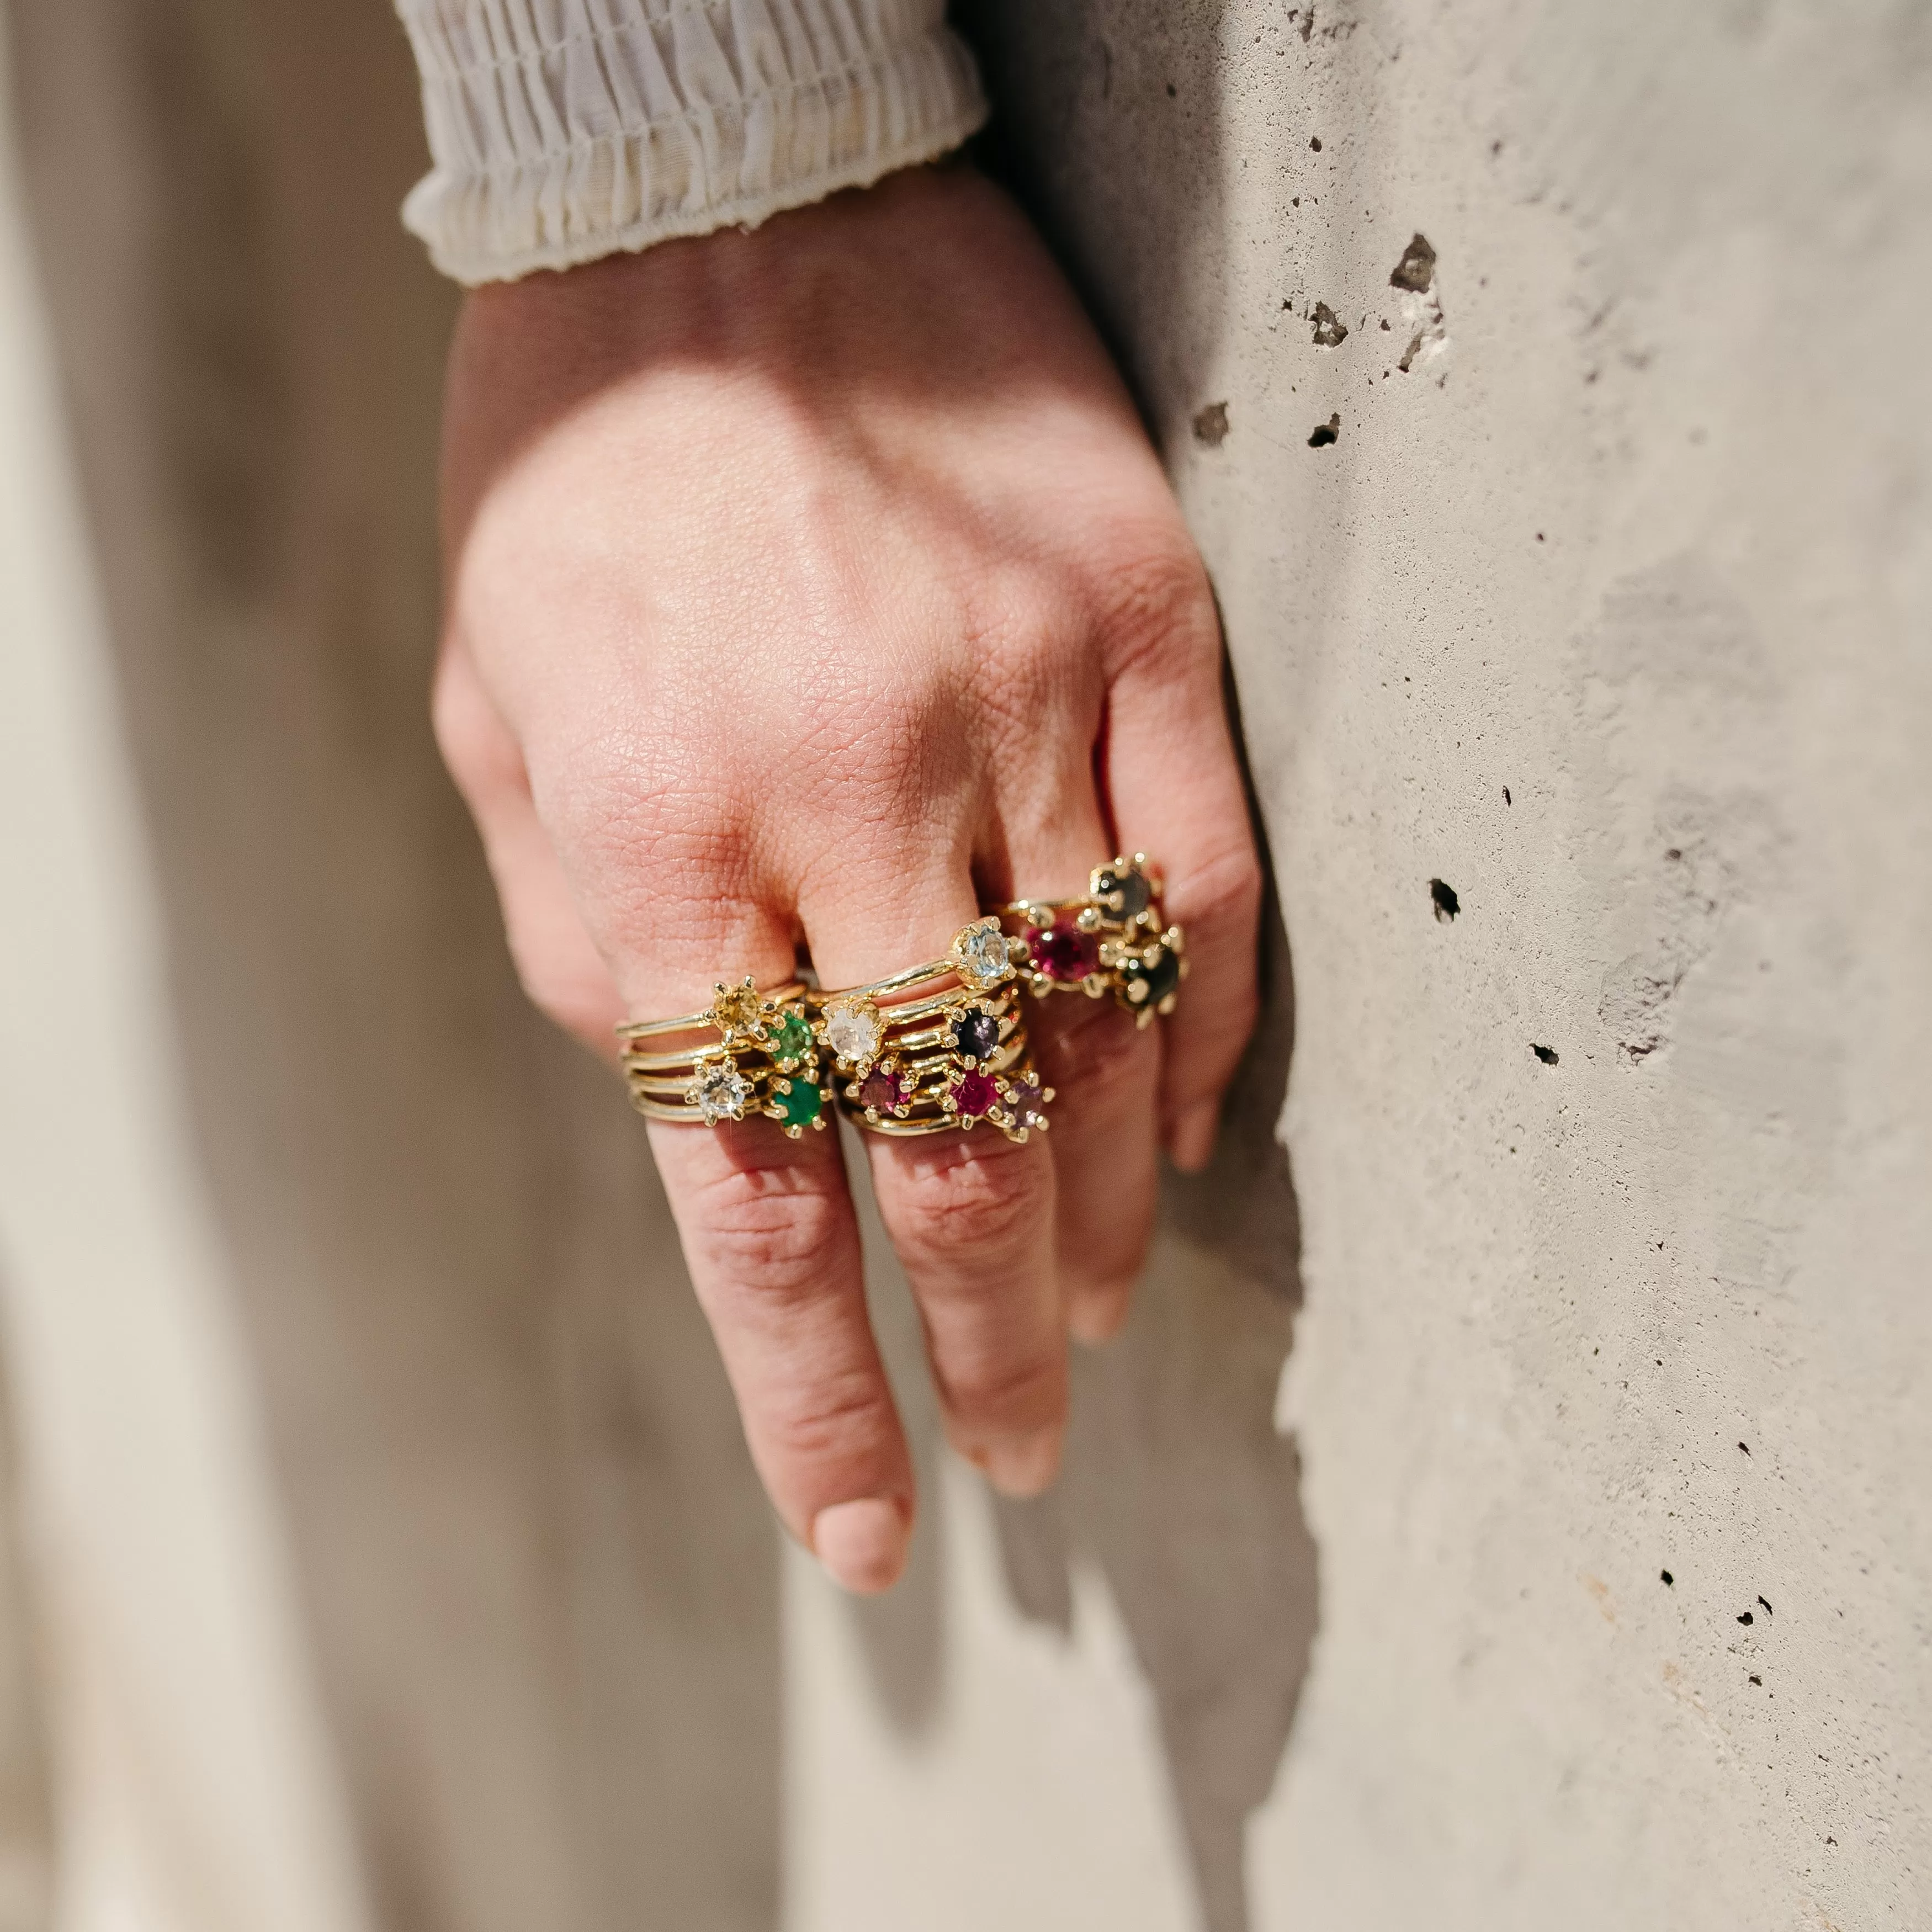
[{"left": 395, "top": 0, "right": 988, "bottom": 285}]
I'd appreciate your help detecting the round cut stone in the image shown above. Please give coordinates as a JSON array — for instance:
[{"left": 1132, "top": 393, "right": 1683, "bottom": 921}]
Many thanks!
[
  {"left": 1097, "top": 866, "right": 1153, "bottom": 922},
  {"left": 956, "top": 922, "right": 1013, "bottom": 986},
  {"left": 951, "top": 1070, "right": 996, "bottom": 1118},
  {"left": 952, "top": 1009, "right": 1001, "bottom": 1060},
  {"left": 1008, "top": 1075, "right": 1049, "bottom": 1129},
  {"left": 1126, "top": 946, "right": 1182, "bottom": 1009},
  {"left": 857, "top": 1065, "right": 907, "bottom": 1114},
  {"left": 1031, "top": 918, "right": 1100, "bottom": 983},
  {"left": 778, "top": 1076, "right": 822, "bottom": 1129},
  {"left": 765, "top": 1009, "right": 813, "bottom": 1066},
  {"left": 824, "top": 999, "right": 883, "bottom": 1065},
  {"left": 711, "top": 981, "right": 765, "bottom": 1037},
  {"left": 689, "top": 1059, "right": 754, "bottom": 1126}
]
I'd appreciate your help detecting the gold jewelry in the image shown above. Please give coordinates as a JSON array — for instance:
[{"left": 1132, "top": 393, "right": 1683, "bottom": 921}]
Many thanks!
[
  {"left": 820, "top": 921, "right": 1048, "bottom": 1142},
  {"left": 617, "top": 979, "right": 829, "bottom": 1135},
  {"left": 998, "top": 854, "right": 1187, "bottom": 1026}
]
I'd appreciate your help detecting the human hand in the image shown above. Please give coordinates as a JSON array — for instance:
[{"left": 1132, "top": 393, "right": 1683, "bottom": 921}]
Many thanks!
[{"left": 433, "top": 166, "right": 1260, "bottom": 1593}]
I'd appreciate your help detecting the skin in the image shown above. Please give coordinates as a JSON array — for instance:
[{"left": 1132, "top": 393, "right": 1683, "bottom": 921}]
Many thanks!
[{"left": 434, "top": 165, "right": 1261, "bottom": 1594}]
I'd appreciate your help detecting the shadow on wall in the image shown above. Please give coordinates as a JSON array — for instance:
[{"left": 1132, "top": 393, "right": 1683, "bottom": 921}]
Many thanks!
[{"left": 873, "top": 10, "right": 1321, "bottom": 1929}]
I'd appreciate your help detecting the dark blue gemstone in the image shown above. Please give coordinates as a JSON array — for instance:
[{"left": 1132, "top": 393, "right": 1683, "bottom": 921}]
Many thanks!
[{"left": 952, "top": 1010, "right": 1000, "bottom": 1060}]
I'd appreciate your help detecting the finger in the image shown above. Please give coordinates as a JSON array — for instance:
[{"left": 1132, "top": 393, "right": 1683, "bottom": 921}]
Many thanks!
[
  {"left": 650, "top": 1122, "right": 914, "bottom": 1594},
  {"left": 432, "top": 641, "right": 627, "bottom": 1055},
  {"left": 800, "top": 831, "right": 1066, "bottom": 1499},
  {"left": 994, "top": 770, "right": 1160, "bottom": 1346},
  {"left": 1102, "top": 579, "right": 1263, "bottom": 1172},
  {"left": 442, "top": 651, "right": 915, "bottom": 1594}
]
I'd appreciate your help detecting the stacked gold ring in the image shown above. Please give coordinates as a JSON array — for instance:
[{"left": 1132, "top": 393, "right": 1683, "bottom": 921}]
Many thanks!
[
  {"left": 617, "top": 978, "right": 830, "bottom": 1137},
  {"left": 818, "top": 919, "right": 1054, "bottom": 1143},
  {"left": 998, "top": 853, "right": 1188, "bottom": 1027}
]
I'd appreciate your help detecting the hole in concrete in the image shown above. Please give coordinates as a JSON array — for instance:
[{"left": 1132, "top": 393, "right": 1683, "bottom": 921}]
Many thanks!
[
  {"left": 1308, "top": 412, "right": 1341, "bottom": 448},
  {"left": 1738, "top": 1611, "right": 1754, "bottom": 1625},
  {"left": 1390, "top": 232, "right": 1437, "bottom": 292},
  {"left": 1309, "top": 302, "right": 1349, "bottom": 347},
  {"left": 1192, "top": 402, "right": 1230, "bottom": 448},
  {"left": 1532, "top": 1043, "right": 1559, "bottom": 1065},
  {"left": 1429, "top": 878, "right": 1459, "bottom": 921},
  {"left": 1660, "top": 1570, "right": 1674, "bottom": 1586}
]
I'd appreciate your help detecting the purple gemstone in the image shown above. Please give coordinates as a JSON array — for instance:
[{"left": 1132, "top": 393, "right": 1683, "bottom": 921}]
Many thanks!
[
  {"left": 952, "top": 1070, "right": 996, "bottom": 1118},
  {"left": 1031, "top": 919, "right": 1100, "bottom": 982},
  {"left": 952, "top": 1010, "right": 1001, "bottom": 1060},
  {"left": 1009, "top": 1076, "right": 1049, "bottom": 1127},
  {"left": 858, "top": 1066, "right": 906, "bottom": 1113}
]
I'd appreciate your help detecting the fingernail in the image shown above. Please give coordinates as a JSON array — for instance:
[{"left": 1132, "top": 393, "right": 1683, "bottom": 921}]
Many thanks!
[
  {"left": 980, "top": 1426, "right": 1063, "bottom": 1499},
  {"left": 1169, "top": 1101, "right": 1220, "bottom": 1173},
  {"left": 811, "top": 1498, "right": 910, "bottom": 1595}
]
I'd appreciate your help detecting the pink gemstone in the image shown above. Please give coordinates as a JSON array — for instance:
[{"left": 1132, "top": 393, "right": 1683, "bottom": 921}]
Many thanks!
[
  {"left": 952, "top": 1070, "right": 996, "bottom": 1118},
  {"left": 1031, "top": 919, "right": 1100, "bottom": 982},
  {"left": 858, "top": 1066, "right": 906, "bottom": 1112}
]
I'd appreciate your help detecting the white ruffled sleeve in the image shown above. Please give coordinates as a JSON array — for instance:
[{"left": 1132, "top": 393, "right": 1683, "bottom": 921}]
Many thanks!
[{"left": 394, "top": 0, "right": 988, "bottom": 285}]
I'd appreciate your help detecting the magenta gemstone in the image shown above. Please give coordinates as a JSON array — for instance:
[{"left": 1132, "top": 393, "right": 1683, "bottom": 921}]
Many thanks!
[
  {"left": 952, "top": 1070, "right": 997, "bottom": 1118},
  {"left": 1031, "top": 919, "right": 1100, "bottom": 982},
  {"left": 858, "top": 1066, "right": 906, "bottom": 1112}
]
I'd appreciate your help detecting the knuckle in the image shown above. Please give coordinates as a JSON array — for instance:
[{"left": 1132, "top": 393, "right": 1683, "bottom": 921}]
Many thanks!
[
  {"left": 1177, "top": 837, "right": 1265, "bottom": 940},
  {"left": 886, "top": 1141, "right": 1048, "bottom": 1262},
  {"left": 683, "top": 1159, "right": 850, "bottom": 1304},
  {"left": 762, "top": 1367, "right": 897, "bottom": 1468},
  {"left": 1045, "top": 1001, "right": 1155, "bottom": 1111},
  {"left": 1092, "top": 530, "right": 1219, "bottom": 673},
  {"left": 939, "top": 1345, "right": 1063, "bottom": 1435}
]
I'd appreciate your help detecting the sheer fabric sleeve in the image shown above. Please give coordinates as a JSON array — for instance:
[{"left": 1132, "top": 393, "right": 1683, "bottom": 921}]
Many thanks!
[{"left": 395, "top": 0, "right": 988, "bottom": 285}]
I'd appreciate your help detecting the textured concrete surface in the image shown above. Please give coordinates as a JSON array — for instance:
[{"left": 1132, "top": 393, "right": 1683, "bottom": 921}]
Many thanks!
[
  {"left": 0, "top": 3, "right": 1925, "bottom": 1931},
  {"left": 956, "top": 3, "right": 1932, "bottom": 1926}
]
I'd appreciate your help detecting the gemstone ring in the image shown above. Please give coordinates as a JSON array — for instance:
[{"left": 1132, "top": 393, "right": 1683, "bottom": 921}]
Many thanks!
[
  {"left": 617, "top": 979, "right": 827, "bottom": 1132},
  {"left": 818, "top": 922, "right": 1048, "bottom": 1143},
  {"left": 997, "top": 854, "right": 1187, "bottom": 1025}
]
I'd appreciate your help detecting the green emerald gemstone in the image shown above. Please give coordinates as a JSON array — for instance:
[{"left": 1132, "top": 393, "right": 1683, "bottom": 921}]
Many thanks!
[
  {"left": 766, "top": 1010, "right": 813, "bottom": 1064},
  {"left": 779, "top": 1075, "right": 822, "bottom": 1128}
]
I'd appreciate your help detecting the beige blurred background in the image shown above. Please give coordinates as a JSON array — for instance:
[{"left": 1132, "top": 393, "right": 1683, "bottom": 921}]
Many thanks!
[{"left": 0, "top": 3, "right": 1926, "bottom": 1930}]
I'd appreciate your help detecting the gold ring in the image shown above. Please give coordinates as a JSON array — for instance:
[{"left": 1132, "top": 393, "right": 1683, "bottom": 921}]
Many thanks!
[
  {"left": 819, "top": 920, "right": 1050, "bottom": 1142},
  {"left": 998, "top": 854, "right": 1188, "bottom": 1027},
  {"left": 617, "top": 979, "right": 830, "bottom": 1135}
]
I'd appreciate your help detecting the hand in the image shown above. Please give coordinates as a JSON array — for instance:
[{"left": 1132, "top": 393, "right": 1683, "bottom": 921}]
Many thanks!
[{"left": 433, "top": 166, "right": 1260, "bottom": 1593}]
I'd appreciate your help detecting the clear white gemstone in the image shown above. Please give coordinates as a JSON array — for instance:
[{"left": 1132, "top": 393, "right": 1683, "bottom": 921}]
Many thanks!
[
  {"left": 825, "top": 1001, "right": 883, "bottom": 1063},
  {"left": 957, "top": 923, "right": 1012, "bottom": 986},
  {"left": 690, "top": 1059, "right": 753, "bottom": 1126}
]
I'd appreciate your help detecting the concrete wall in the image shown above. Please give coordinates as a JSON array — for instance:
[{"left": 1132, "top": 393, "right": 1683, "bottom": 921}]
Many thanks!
[
  {"left": 0, "top": 3, "right": 1925, "bottom": 1931},
  {"left": 953, "top": 4, "right": 1931, "bottom": 1925}
]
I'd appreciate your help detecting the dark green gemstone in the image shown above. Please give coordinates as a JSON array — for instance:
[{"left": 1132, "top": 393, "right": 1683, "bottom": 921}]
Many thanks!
[
  {"left": 766, "top": 1010, "right": 813, "bottom": 1065},
  {"left": 1125, "top": 946, "right": 1181, "bottom": 1008},
  {"left": 778, "top": 1075, "right": 822, "bottom": 1128}
]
